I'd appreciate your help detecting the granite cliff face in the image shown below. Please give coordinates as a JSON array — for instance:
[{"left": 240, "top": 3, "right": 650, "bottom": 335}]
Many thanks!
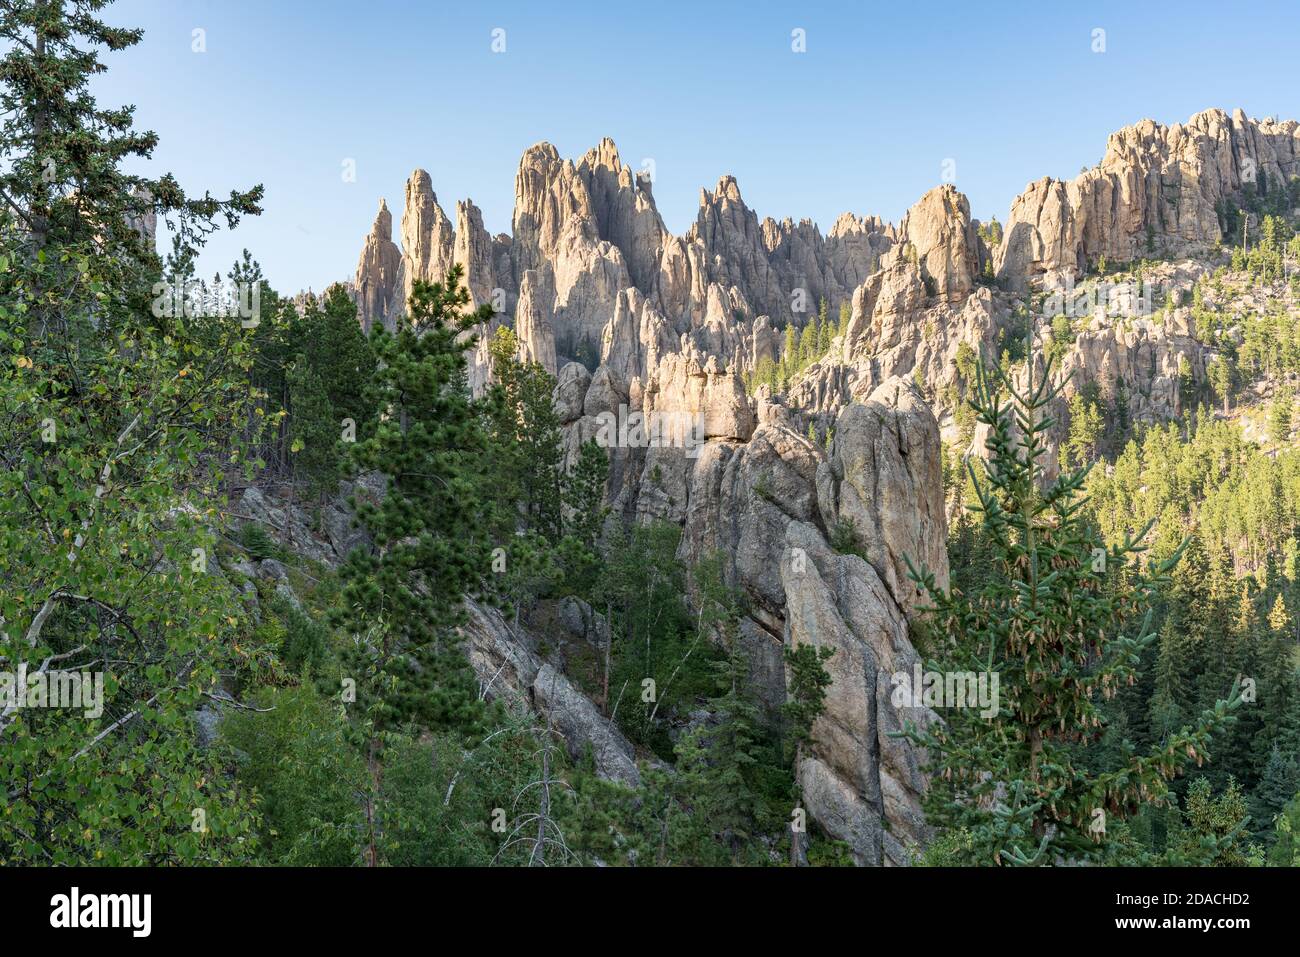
[
  {"left": 662, "top": 376, "right": 945, "bottom": 864},
  {"left": 353, "top": 200, "right": 400, "bottom": 333},
  {"left": 347, "top": 108, "right": 1298, "bottom": 863},
  {"left": 997, "top": 108, "right": 1300, "bottom": 289},
  {"left": 354, "top": 137, "right": 890, "bottom": 388}
]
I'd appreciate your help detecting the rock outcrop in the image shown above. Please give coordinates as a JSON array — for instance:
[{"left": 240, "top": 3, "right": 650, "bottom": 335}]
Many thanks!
[
  {"left": 997, "top": 108, "right": 1300, "bottom": 289},
  {"left": 341, "top": 108, "right": 1300, "bottom": 862},
  {"left": 678, "top": 377, "right": 947, "bottom": 865},
  {"left": 461, "top": 599, "right": 640, "bottom": 787},
  {"left": 514, "top": 266, "right": 557, "bottom": 374},
  {"left": 353, "top": 200, "right": 401, "bottom": 332},
  {"left": 893, "top": 184, "right": 984, "bottom": 303},
  {"left": 400, "top": 169, "right": 456, "bottom": 310}
]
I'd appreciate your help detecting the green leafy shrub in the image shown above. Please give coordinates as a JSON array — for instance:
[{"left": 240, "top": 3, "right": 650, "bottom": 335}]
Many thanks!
[
  {"left": 221, "top": 684, "right": 367, "bottom": 866},
  {"left": 240, "top": 521, "right": 286, "bottom": 562},
  {"left": 829, "top": 516, "right": 867, "bottom": 559}
]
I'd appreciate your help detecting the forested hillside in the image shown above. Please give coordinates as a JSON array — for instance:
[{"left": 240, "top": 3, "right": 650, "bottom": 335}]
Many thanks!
[{"left": 1, "top": 1, "right": 1296, "bottom": 869}]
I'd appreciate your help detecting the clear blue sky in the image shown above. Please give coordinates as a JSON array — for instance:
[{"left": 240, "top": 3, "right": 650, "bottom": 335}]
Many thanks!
[{"left": 94, "top": 0, "right": 1300, "bottom": 294}]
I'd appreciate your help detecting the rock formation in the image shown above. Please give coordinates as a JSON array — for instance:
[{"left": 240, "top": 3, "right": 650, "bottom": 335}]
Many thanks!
[
  {"left": 893, "top": 184, "right": 984, "bottom": 303},
  {"left": 676, "top": 377, "right": 947, "bottom": 864},
  {"left": 353, "top": 199, "right": 400, "bottom": 332},
  {"left": 343, "top": 107, "right": 1300, "bottom": 863},
  {"left": 997, "top": 108, "right": 1300, "bottom": 289}
]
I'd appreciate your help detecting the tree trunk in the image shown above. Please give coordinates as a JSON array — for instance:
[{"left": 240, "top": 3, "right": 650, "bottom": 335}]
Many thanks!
[
  {"left": 529, "top": 742, "right": 550, "bottom": 867},
  {"left": 365, "top": 736, "right": 382, "bottom": 867},
  {"left": 790, "top": 741, "right": 806, "bottom": 866},
  {"left": 30, "top": 3, "right": 54, "bottom": 253},
  {"left": 602, "top": 601, "right": 612, "bottom": 713}
]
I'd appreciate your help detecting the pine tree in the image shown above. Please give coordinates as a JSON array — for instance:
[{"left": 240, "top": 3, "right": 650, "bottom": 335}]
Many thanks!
[
  {"left": 1149, "top": 618, "right": 1189, "bottom": 739},
  {"left": 1175, "top": 777, "right": 1260, "bottom": 866},
  {"left": 782, "top": 638, "right": 835, "bottom": 865},
  {"left": 486, "top": 326, "right": 564, "bottom": 542},
  {"left": 287, "top": 356, "right": 341, "bottom": 497},
  {"left": 1271, "top": 388, "right": 1293, "bottom": 444},
  {"left": 812, "top": 298, "right": 830, "bottom": 358},
  {"left": 1063, "top": 384, "right": 1103, "bottom": 468},
  {"left": 782, "top": 323, "right": 798, "bottom": 377},
  {"left": 1258, "top": 592, "right": 1298, "bottom": 755},
  {"left": 900, "top": 344, "right": 1242, "bottom": 865},
  {"left": 334, "top": 266, "right": 495, "bottom": 865},
  {"left": 799, "top": 321, "right": 819, "bottom": 369},
  {"left": 1251, "top": 744, "right": 1298, "bottom": 843},
  {"left": 303, "top": 283, "right": 377, "bottom": 430},
  {"left": 1196, "top": 552, "right": 1244, "bottom": 715},
  {"left": 1213, "top": 586, "right": 1265, "bottom": 788},
  {"left": 1208, "top": 353, "right": 1236, "bottom": 414},
  {"left": 557, "top": 438, "right": 610, "bottom": 599},
  {"left": 0, "top": 0, "right": 260, "bottom": 325},
  {"left": 1268, "top": 793, "right": 1300, "bottom": 864},
  {"left": 562, "top": 439, "right": 609, "bottom": 548},
  {"left": 499, "top": 531, "right": 561, "bottom": 634},
  {"left": 672, "top": 551, "right": 767, "bottom": 859}
]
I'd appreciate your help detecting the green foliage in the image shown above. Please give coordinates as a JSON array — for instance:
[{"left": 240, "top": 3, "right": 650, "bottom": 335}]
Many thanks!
[
  {"left": 595, "top": 521, "right": 707, "bottom": 756},
  {"left": 745, "top": 308, "right": 843, "bottom": 395},
  {"left": 1062, "top": 382, "right": 1103, "bottom": 469},
  {"left": 1045, "top": 314, "right": 1075, "bottom": 367},
  {"left": 336, "top": 266, "right": 494, "bottom": 732},
  {"left": 829, "top": 516, "right": 867, "bottom": 559},
  {"left": 1174, "top": 777, "right": 1263, "bottom": 867},
  {"left": 954, "top": 340, "right": 979, "bottom": 386},
  {"left": 782, "top": 642, "right": 835, "bottom": 756},
  {"left": 241, "top": 275, "right": 376, "bottom": 485},
  {"left": 997, "top": 304, "right": 1033, "bottom": 365},
  {"left": 1252, "top": 744, "right": 1298, "bottom": 845},
  {"left": 485, "top": 325, "right": 564, "bottom": 542},
  {"left": 1088, "top": 415, "right": 1300, "bottom": 580},
  {"left": 1271, "top": 388, "right": 1294, "bottom": 443},
  {"left": 380, "top": 717, "right": 558, "bottom": 866},
  {"left": 331, "top": 266, "right": 496, "bottom": 863},
  {"left": 977, "top": 216, "right": 1003, "bottom": 251},
  {"left": 498, "top": 530, "right": 563, "bottom": 631},
  {"left": 0, "top": 0, "right": 266, "bottom": 864},
  {"left": 239, "top": 521, "right": 286, "bottom": 562},
  {"left": 914, "top": 826, "right": 976, "bottom": 866},
  {"left": 675, "top": 646, "right": 768, "bottom": 855},
  {"left": 0, "top": 0, "right": 261, "bottom": 298},
  {"left": 484, "top": 329, "right": 608, "bottom": 611},
  {"left": 903, "top": 345, "right": 1240, "bottom": 866},
  {"left": 555, "top": 550, "right": 811, "bottom": 866},
  {"left": 274, "top": 599, "right": 331, "bottom": 676},
  {"left": 1230, "top": 213, "right": 1294, "bottom": 282},
  {"left": 302, "top": 285, "right": 377, "bottom": 428},
  {"left": 287, "top": 356, "right": 341, "bottom": 496},
  {"left": 221, "top": 684, "right": 365, "bottom": 866},
  {"left": 1269, "top": 792, "right": 1300, "bottom": 865}
]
